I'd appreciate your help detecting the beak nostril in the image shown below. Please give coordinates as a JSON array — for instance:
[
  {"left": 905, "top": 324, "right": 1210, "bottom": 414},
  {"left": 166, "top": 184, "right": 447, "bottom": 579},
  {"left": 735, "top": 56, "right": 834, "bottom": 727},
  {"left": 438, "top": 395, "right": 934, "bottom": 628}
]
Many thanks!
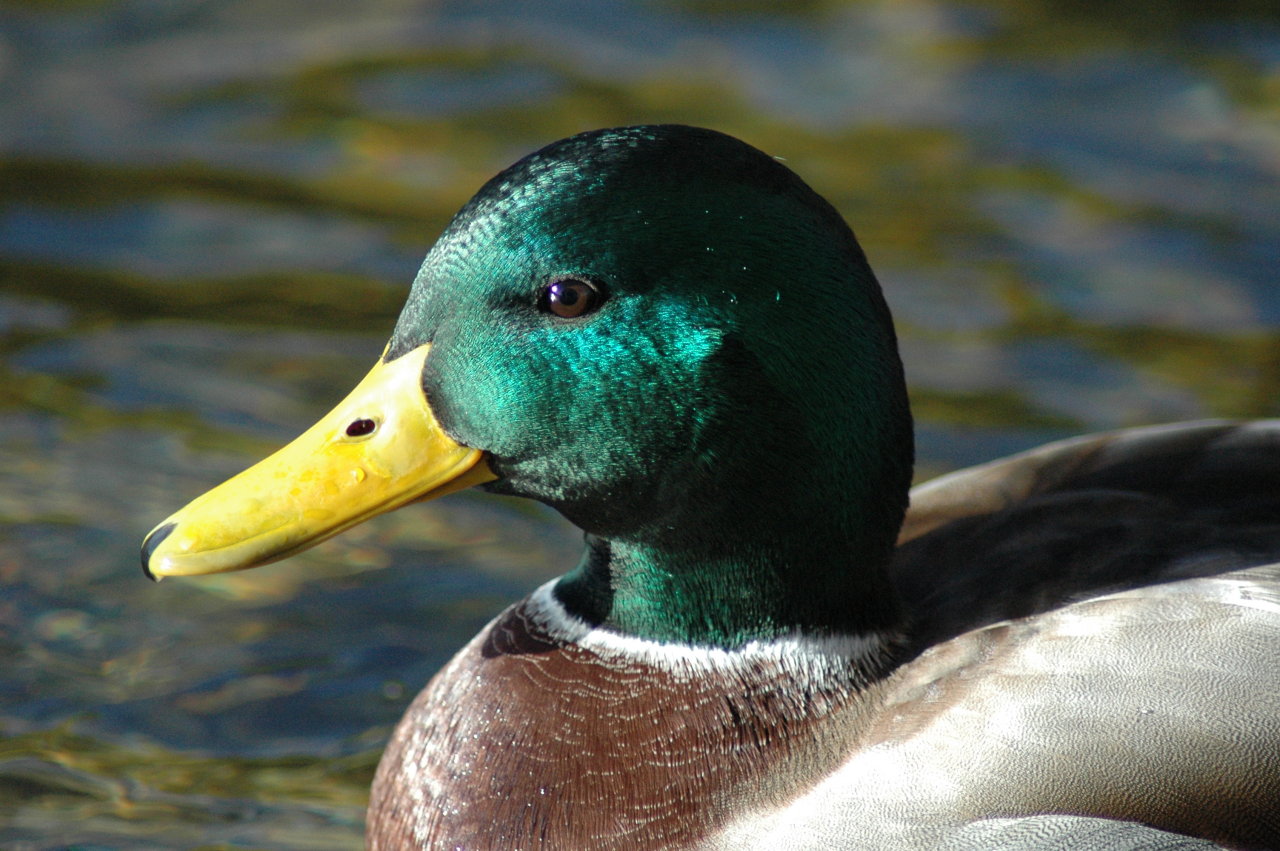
[{"left": 346, "top": 418, "right": 377, "bottom": 438}]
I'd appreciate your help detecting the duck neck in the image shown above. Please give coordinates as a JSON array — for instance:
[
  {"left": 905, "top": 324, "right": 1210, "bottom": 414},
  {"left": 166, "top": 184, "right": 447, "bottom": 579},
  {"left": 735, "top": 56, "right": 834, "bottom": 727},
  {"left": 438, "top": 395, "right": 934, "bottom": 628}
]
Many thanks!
[{"left": 554, "top": 495, "right": 906, "bottom": 650}]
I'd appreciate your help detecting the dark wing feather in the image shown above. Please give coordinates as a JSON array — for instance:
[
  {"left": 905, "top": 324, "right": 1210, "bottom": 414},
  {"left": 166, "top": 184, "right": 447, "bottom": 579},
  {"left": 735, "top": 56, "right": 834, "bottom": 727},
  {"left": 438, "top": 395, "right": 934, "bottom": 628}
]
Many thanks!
[{"left": 893, "top": 421, "right": 1280, "bottom": 649}]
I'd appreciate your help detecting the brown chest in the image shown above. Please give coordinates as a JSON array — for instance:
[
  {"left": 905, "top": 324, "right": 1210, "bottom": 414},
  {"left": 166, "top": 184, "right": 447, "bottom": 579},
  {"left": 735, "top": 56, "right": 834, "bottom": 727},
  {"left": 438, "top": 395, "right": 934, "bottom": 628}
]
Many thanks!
[{"left": 367, "top": 603, "right": 867, "bottom": 850}]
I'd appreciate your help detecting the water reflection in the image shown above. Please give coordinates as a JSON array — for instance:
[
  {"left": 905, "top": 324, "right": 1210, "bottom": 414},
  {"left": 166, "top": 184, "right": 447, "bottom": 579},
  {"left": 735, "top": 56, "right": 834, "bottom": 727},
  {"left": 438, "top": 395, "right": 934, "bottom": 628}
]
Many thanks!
[{"left": 2, "top": 0, "right": 1277, "bottom": 846}]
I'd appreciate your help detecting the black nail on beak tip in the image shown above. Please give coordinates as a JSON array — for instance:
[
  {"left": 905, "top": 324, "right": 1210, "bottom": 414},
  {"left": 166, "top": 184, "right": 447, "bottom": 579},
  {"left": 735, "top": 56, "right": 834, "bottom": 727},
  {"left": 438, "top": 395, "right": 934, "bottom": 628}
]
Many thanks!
[{"left": 140, "top": 522, "right": 176, "bottom": 582}]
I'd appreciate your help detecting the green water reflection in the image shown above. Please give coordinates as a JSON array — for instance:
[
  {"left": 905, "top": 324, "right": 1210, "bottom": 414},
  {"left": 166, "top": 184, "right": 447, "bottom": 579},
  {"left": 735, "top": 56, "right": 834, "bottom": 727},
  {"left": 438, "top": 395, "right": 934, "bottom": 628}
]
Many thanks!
[{"left": 2, "top": 0, "right": 1278, "bottom": 846}]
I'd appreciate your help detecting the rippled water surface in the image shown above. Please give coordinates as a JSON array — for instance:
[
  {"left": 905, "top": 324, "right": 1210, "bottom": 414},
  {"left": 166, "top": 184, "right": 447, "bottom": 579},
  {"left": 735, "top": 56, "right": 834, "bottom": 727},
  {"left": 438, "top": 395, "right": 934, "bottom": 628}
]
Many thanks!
[{"left": 2, "top": 1, "right": 1278, "bottom": 847}]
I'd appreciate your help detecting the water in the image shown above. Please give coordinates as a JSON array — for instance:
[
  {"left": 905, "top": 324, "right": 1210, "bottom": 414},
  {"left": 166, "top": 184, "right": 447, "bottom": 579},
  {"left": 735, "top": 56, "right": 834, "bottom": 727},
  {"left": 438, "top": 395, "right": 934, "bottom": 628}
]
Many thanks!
[{"left": 2, "top": 1, "right": 1278, "bottom": 846}]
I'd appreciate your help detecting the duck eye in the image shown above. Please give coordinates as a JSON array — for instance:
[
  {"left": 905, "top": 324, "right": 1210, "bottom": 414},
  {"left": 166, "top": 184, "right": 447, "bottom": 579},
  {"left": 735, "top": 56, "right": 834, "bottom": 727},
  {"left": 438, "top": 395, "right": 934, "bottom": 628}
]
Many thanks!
[
  {"left": 345, "top": 418, "right": 377, "bottom": 438},
  {"left": 539, "top": 278, "right": 603, "bottom": 319}
]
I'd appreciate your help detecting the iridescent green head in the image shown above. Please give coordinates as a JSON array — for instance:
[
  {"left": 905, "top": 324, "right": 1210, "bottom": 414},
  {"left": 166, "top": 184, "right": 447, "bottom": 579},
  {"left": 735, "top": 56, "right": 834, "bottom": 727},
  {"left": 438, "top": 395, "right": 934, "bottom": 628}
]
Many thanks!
[{"left": 390, "top": 126, "right": 912, "bottom": 642}]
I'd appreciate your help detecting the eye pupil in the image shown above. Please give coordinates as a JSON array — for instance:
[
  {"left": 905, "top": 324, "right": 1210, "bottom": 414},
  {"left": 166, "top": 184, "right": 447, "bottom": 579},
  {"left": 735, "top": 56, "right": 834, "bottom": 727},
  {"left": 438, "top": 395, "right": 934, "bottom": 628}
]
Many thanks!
[
  {"left": 346, "top": 418, "right": 377, "bottom": 437},
  {"left": 541, "top": 278, "right": 602, "bottom": 319}
]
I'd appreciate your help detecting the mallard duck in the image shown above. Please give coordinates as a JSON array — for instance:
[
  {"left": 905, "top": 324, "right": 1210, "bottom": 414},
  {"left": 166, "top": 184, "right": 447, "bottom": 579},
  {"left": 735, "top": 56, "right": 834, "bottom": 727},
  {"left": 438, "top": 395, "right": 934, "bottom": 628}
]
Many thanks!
[{"left": 141, "top": 126, "right": 1280, "bottom": 850}]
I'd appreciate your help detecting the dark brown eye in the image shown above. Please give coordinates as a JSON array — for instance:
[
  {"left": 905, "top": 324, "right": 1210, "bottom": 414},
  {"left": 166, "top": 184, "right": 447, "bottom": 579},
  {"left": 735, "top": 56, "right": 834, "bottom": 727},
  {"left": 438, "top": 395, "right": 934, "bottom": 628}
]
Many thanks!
[
  {"left": 345, "top": 418, "right": 377, "bottom": 437},
  {"left": 539, "top": 278, "right": 603, "bottom": 319}
]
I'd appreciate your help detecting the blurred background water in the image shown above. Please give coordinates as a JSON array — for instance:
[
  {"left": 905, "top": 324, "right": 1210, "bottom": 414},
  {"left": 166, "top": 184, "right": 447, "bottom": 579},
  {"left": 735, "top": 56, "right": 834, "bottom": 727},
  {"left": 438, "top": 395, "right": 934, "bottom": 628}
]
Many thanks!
[{"left": 1, "top": 0, "right": 1278, "bottom": 847}]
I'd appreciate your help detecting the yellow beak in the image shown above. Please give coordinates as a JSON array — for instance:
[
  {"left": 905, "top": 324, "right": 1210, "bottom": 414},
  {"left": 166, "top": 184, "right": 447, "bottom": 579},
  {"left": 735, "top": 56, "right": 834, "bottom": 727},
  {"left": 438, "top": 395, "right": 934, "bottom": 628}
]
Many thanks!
[{"left": 141, "top": 344, "right": 494, "bottom": 579}]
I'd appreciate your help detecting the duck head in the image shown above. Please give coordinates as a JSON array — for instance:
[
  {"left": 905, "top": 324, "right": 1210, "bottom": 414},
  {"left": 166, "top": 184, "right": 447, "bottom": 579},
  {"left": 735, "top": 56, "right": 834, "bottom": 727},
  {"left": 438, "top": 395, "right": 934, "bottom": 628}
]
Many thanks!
[{"left": 142, "top": 125, "right": 913, "bottom": 647}]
